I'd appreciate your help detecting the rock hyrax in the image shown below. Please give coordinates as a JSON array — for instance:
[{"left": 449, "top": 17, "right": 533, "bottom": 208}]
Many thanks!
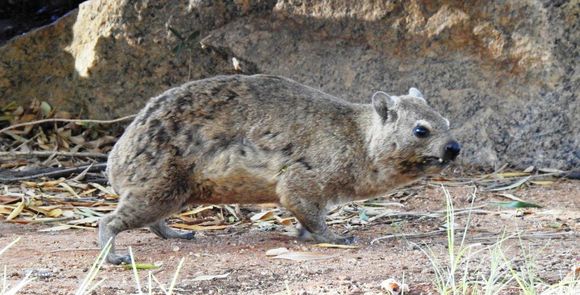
[{"left": 100, "top": 74, "right": 460, "bottom": 264}]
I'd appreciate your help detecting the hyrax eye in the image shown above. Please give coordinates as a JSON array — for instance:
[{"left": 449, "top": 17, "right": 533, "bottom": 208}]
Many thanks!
[{"left": 413, "top": 126, "right": 430, "bottom": 138}]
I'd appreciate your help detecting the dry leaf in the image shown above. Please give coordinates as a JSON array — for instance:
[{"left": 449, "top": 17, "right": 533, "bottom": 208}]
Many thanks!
[
  {"left": 23, "top": 179, "right": 64, "bottom": 188},
  {"left": 171, "top": 223, "right": 229, "bottom": 231},
  {"left": 523, "top": 166, "right": 535, "bottom": 173},
  {"left": 222, "top": 205, "right": 240, "bottom": 221},
  {"left": 67, "top": 216, "right": 100, "bottom": 225},
  {"left": 0, "top": 206, "right": 13, "bottom": 215},
  {"left": 27, "top": 206, "right": 50, "bottom": 216},
  {"left": 530, "top": 180, "right": 554, "bottom": 186},
  {"left": 46, "top": 208, "right": 63, "bottom": 218},
  {"left": 39, "top": 224, "right": 93, "bottom": 231},
  {"left": 180, "top": 205, "right": 217, "bottom": 216},
  {"left": 62, "top": 210, "right": 76, "bottom": 218},
  {"left": 265, "top": 247, "right": 289, "bottom": 257},
  {"left": 7, "top": 201, "right": 25, "bottom": 220},
  {"left": 0, "top": 195, "right": 20, "bottom": 204},
  {"left": 496, "top": 193, "right": 525, "bottom": 202},
  {"left": 273, "top": 251, "right": 335, "bottom": 261},
  {"left": 538, "top": 168, "right": 565, "bottom": 174},
  {"left": 89, "top": 183, "right": 115, "bottom": 195},
  {"left": 71, "top": 165, "right": 93, "bottom": 182},
  {"left": 191, "top": 273, "right": 230, "bottom": 282},
  {"left": 59, "top": 182, "right": 80, "bottom": 198},
  {"left": 313, "top": 243, "right": 360, "bottom": 249},
  {"left": 38, "top": 224, "right": 73, "bottom": 232},
  {"left": 496, "top": 172, "right": 530, "bottom": 178},
  {"left": 360, "top": 201, "right": 405, "bottom": 208},
  {"left": 250, "top": 210, "right": 276, "bottom": 222},
  {"left": 276, "top": 217, "right": 295, "bottom": 226},
  {"left": 78, "top": 188, "right": 97, "bottom": 197},
  {"left": 76, "top": 207, "right": 102, "bottom": 218},
  {"left": 86, "top": 206, "right": 116, "bottom": 212},
  {"left": 486, "top": 176, "right": 531, "bottom": 191},
  {"left": 122, "top": 263, "right": 159, "bottom": 270}
]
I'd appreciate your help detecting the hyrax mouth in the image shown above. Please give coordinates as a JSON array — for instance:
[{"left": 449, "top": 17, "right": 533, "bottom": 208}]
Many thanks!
[
  {"left": 397, "top": 154, "right": 450, "bottom": 174},
  {"left": 398, "top": 156, "right": 449, "bottom": 175},
  {"left": 420, "top": 156, "right": 450, "bottom": 167}
]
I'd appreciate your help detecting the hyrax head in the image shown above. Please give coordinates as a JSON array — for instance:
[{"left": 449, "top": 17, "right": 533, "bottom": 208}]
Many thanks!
[{"left": 368, "top": 87, "right": 460, "bottom": 175}]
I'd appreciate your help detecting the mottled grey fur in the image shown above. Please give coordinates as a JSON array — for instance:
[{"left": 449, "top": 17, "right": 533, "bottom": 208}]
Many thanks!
[{"left": 100, "top": 74, "right": 458, "bottom": 264}]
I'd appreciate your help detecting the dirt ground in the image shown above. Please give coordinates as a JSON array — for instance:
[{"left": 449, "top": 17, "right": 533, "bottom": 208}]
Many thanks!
[{"left": 1, "top": 181, "right": 579, "bottom": 294}]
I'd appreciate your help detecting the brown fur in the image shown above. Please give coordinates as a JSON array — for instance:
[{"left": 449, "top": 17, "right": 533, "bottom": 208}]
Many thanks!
[{"left": 99, "top": 75, "right": 459, "bottom": 264}]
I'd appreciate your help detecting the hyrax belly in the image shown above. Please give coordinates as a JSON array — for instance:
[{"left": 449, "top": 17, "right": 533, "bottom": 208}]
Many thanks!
[
  {"left": 200, "top": 170, "right": 279, "bottom": 204},
  {"left": 197, "top": 144, "right": 284, "bottom": 204}
]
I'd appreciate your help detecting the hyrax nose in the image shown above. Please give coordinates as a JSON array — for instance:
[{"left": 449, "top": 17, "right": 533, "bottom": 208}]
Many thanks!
[{"left": 443, "top": 140, "right": 461, "bottom": 161}]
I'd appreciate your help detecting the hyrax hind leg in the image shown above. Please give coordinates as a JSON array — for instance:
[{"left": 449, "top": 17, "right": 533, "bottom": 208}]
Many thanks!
[
  {"left": 99, "top": 191, "right": 192, "bottom": 265},
  {"left": 149, "top": 220, "right": 195, "bottom": 240}
]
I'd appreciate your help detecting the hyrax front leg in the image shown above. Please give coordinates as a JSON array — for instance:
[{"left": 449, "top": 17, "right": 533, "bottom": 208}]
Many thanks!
[
  {"left": 276, "top": 170, "right": 354, "bottom": 244},
  {"left": 281, "top": 195, "right": 354, "bottom": 244},
  {"left": 98, "top": 209, "right": 135, "bottom": 265}
]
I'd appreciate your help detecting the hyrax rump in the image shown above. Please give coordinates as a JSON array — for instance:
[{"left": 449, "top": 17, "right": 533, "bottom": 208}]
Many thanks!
[{"left": 100, "top": 74, "right": 460, "bottom": 264}]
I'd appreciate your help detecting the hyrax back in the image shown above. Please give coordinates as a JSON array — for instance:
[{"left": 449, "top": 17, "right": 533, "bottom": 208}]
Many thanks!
[{"left": 100, "top": 74, "right": 460, "bottom": 264}]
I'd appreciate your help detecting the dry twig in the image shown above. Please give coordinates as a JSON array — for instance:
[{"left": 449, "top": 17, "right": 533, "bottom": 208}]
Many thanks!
[
  {"left": 370, "top": 229, "right": 450, "bottom": 244},
  {"left": 370, "top": 230, "right": 578, "bottom": 245}
]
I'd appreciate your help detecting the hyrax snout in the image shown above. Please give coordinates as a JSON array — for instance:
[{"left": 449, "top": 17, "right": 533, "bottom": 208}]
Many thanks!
[{"left": 100, "top": 74, "right": 459, "bottom": 264}]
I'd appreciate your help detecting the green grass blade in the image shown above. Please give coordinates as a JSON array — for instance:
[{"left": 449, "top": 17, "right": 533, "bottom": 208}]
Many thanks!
[{"left": 494, "top": 201, "right": 542, "bottom": 208}]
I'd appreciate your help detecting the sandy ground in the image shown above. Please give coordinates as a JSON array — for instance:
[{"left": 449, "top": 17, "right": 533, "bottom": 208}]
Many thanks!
[{"left": 1, "top": 181, "right": 579, "bottom": 294}]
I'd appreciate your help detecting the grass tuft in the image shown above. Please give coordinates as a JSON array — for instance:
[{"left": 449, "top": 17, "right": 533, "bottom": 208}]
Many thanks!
[
  {"left": 414, "top": 186, "right": 480, "bottom": 294},
  {"left": 415, "top": 186, "right": 578, "bottom": 294}
]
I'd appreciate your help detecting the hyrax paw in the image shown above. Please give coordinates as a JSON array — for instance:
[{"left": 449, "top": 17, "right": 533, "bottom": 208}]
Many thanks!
[
  {"left": 179, "top": 231, "right": 195, "bottom": 240},
  {"left": 334, "top": 236, "right": 356, "bottom": 245},
  {"left": 297, "top": 227, "right": 313, "bottom": 241},
  {"left": 107, "top": 254, "right": 133, "bottom": 265}
]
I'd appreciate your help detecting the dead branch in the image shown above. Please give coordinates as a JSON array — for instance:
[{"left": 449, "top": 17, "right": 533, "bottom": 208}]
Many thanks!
[
  {"left": 0, "top": 151, "right": 108, "bottom": 159},
  {"left": 0, "top": 163, "right": 107, "bottom": 182},
  {"left": 0, "top": 114, "right": 136, "bottom": 134}
]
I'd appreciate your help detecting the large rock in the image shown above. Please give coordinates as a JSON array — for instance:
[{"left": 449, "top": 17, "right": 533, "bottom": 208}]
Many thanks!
[{"left": 0, "top": 0, "right": 578, "bottom": 169}]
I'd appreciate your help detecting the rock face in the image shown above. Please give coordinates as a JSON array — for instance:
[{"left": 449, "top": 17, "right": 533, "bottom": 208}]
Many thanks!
[{"left": 0, "top": 0, "right": 578, "bottom": 169}]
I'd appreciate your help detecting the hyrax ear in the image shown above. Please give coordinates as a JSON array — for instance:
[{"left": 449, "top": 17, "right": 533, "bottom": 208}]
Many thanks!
[
  {"left": 408, "top": 87, "right": 423, "bottom": 98},
  {"left": 372, "top": 91, "right": 399, "bottom": 121},
  {"left": 409, "top": 87, "right": 427, "bottom": 103}
]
